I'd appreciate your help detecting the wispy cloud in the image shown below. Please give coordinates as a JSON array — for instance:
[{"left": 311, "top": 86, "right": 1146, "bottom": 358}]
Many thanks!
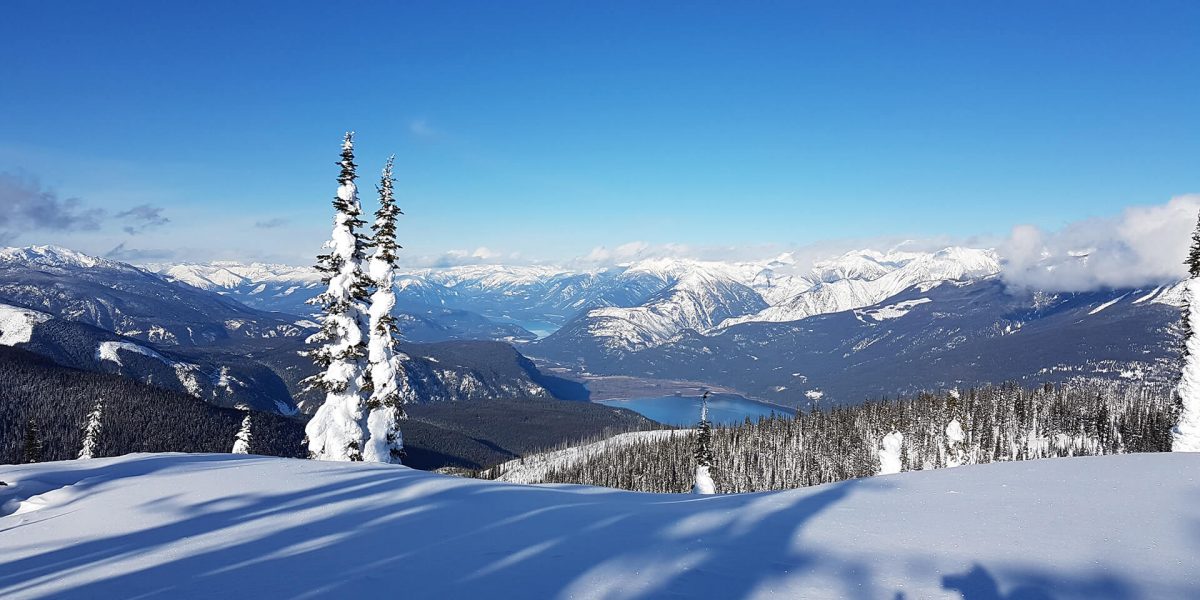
[
  {"left": 105, "top": 242, "right": 176, "bottom": 262},
  {"left": 407, "top": 118, "right": 440, "bottom": 140},
  {"left": 399, "top": 246, "right": 519, "bottom": 268},
  {"left": 0, "top": 172, "right": 105, "bottom": 242},
  {"left": 116, "top": 204, "right": 169, "bottom": 235},
  {"left": 254, "top": 217, "right": 289, "bottom": 229}
]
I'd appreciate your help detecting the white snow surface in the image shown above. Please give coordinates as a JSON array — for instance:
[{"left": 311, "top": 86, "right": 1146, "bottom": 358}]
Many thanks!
[
  {"left": 0, "top": 303, "right": 51, "bottom": 346},
  {"left": 95, "top": 340, "right": 172, "bottom": 366},
  {"left": 856, "top": 297, "right": 932, "bottom": 321},
  {"left": 1088, "top": 294, "right": 1128, "bottom": 315},
  {"left": 1, "top": 453, "right": 1197, "bottom": 599}
]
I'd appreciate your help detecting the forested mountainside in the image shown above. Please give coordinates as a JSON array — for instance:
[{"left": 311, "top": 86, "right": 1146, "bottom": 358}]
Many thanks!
[
  {"left": 401, "top": 398, "right": 657, "bottom": 470},
  {"left": 531, "top": 279, "right": 1183, "bottom": 406},
  {"left": 485, "top": 380, "right": 1174, "bottom": 493},
  {"left": 1, "top": 303, "right": 299, "bottom": 413},
  {"left": 0, "top": 345, "right": 306, "bottom": 464},
  {"left": 253, "top": 337, "right": 587, "bottom": 413},
  {"left": 0, "top": 344, "right": 650, "bottom": 471}
]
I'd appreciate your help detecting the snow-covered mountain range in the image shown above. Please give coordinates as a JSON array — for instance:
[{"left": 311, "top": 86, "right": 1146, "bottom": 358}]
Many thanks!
[
  {"left": 0, "top": 246, "right": 589, "bottom": 415},
  {"left": 147, "top": 246, "right": 1005, "bottom": 349},
  {"left": 138, "top": 245, "right": 1189, "bottom": 405},
  {"left": 0, "top": 246, "right": 307, "bottom": 346},
  {"left": 6, "top": 244, "right": 1183, "bottom": 408}
]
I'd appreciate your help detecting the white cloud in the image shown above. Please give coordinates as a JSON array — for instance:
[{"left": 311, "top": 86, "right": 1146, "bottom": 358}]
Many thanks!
[
  {"left": 408, "top": 119, "right": 439, "bottom": 139},
  {"left": 1000, "top": 194, "right": 1200, "bottom": 292}
]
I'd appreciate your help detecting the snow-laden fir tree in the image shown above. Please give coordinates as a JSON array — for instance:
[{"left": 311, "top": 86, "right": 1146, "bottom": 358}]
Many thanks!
[
  {"left": 22, "top": 418, "right": 43, "bottom": 464},
  {"left": 944, "top": 418, "right": 966, "bottom": 467},
  {"left": 692, "top": 392, "right": 716, "bottom": 494},
  {"left": 232, "top": 413, "right": 252, "bottom": 454},
  {"left": 1173, "top": 209, "right": 1200, "bottom": 452},
  {"left": 303, "top": 132, "right": 374, "bottom": 461},
  {"left": 878, "top": 431, "right": 903, "bottom": 475},
  {"left": 362, "top": 155, "right": 411, "bottom": 464},
  {"left": 78, "top": 398, "right": 104, "bottom": 459}
]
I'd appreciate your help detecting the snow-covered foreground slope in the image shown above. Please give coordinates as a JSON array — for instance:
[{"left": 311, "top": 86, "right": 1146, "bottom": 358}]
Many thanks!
[{"left": 2, "top": 454, "right": 1197, "bottom": 599}]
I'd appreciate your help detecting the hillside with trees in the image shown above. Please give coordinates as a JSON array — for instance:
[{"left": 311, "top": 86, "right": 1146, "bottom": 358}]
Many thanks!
[
  {"left": 0, "top": 346, "right": 305, "bottom": 463},
  {"left": 493, "top": 380, "right": 1174, "bottom": 493}
]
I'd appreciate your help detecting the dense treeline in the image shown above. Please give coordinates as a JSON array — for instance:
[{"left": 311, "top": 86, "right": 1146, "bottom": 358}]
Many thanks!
[
  {"left": 533, "top": 381, "right": 1173, "bottom": 493},
  {"left": 0, "top": 346, "right": 306, "bottom": 464},
  {"left": 403, "top": 397, "right": 657, "bottom": 470}
]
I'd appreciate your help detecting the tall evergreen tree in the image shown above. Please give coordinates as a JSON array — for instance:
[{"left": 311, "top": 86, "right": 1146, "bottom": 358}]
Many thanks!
[
  {"left": 303, "top": 132, "right": 373, "bottom": 461},
  {"left": 232, "top": 413, "right": 253, "bottom": 454},
  {"left": 22, "top": 418, "right": 43, "bottom": 464},
  {"left": 78, "top": 397, "right": 104, "bottom": 459},
  {"left": 362, "top": 155, "right": 411, "bottom": 463},
  {"left": 1172, "top": 210, "right": 1200, "bottom": 451},
  {"left": 692, "top": 392, "right": 716, "bottom": 494}
]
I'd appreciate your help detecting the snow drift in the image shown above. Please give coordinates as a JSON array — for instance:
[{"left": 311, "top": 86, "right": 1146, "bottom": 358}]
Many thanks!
[{"left": 1, "top": 453, "right": 1197, "bottom": 599}]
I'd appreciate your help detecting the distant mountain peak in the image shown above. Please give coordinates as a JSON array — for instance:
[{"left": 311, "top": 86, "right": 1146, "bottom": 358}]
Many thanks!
[{"left": 0, "top": 245, "right": 132, "bottom": 271}]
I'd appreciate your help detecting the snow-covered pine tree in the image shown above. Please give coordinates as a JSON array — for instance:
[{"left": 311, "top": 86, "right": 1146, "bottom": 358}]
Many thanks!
[
  {"left": 22, "top": 418, "right": 43, "bottom": 464},
  {"left": 362, "top": 155, "right": 411, "bottom": 464},
  {"left": 1173, "top": 209, "right": 1200, "bottom": 452},
  {"left": 692, "top": 392, "right": 716, "bottom": 494},
  {"left": 78, "top": 398, "right": 104, "bottom": 459},
  {"left": 232, "top": 413, "right": 253, "bottom": 454},
  {"left": 878, "top": 431, "right": 903, "bottom": 475},
  {"left": 944, "top": 418, "right": 966, "bottom": 467},
  {"left": 303, "top": 132, "right": 374, "bottom": 461}
]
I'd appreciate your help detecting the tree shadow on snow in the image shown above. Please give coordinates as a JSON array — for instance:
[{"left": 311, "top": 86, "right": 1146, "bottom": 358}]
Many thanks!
[
  {"left": 940, "top": 562, "right": 1145, "bottom": 600},
  {"left": 1, "top": 460, "right": 1189, "bottom": 600}
]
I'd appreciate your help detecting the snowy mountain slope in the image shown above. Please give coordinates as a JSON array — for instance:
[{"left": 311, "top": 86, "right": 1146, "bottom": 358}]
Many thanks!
[
  {"left": 1, "top": 453, "right": 1196, "bottom": 599},
  {"left": 148, "top": 262, "right": 535, "bottom": 342},
  {"left": 528, "top": 247, "right": 1001, "bottom": 354},
  {"left": 250, "top": 336, "right": 585, "bottom": 414},
  {"left": 0, "top": 303, "right": 51, "bottom": 346},
  {"left": 582, "top": 270, "right": 769, "bottom": 350},
  {"left": 533, "top": 279, "right": 1183, "bottom": 406},
  {"left": 718, "top": 247, "right": 1000, "bottom": 328},
  {"left": 0, "top": 304, "right": 299, "bottom": 413},
  {"left": 0, "top": 246, "right": 305, "bottom": 346}
]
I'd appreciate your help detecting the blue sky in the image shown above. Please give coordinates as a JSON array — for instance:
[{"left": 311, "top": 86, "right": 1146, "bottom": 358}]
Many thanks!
[{"left": 2, "top": 1, "right": 1198, "bottom": 265}]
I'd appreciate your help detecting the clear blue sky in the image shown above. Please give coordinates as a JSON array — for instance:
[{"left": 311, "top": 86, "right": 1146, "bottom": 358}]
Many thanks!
[{"left": 2, "top": 1, "right": 1198, "bottom": 264}]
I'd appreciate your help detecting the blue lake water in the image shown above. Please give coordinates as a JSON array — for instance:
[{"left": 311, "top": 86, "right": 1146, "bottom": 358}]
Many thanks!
[
  {"left": 598, "top": 394, "right": 794, "bottom": 426},
  {"left": 487, "top": 315, "right": 561, "bottom": 339}
]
